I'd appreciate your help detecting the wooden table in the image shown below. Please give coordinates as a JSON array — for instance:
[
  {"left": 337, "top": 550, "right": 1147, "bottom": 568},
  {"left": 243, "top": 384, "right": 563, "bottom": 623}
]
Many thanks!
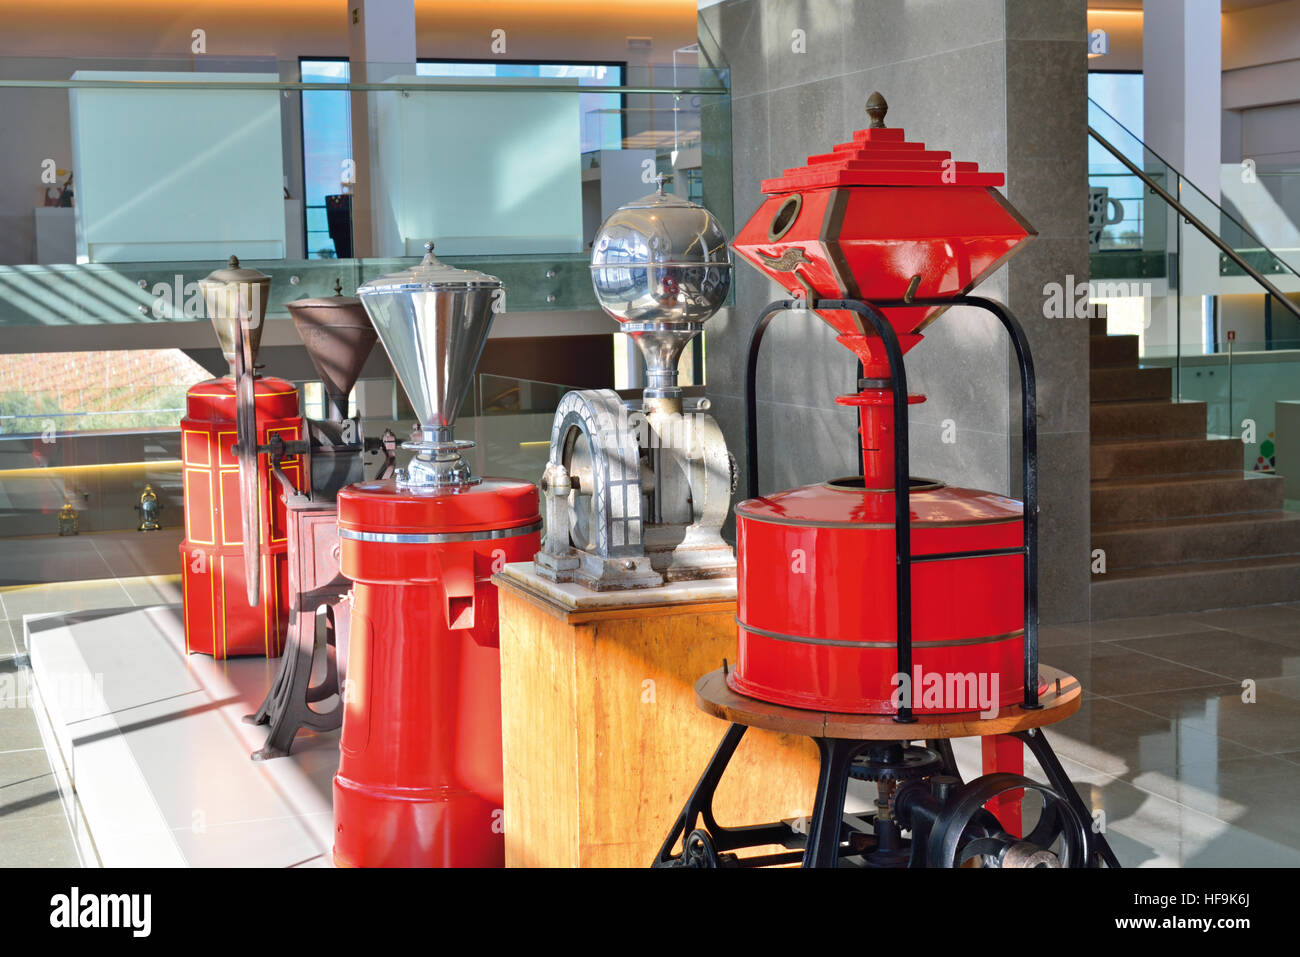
[{"left": 494, "top": 566, "right": 821, "bottom": 868}]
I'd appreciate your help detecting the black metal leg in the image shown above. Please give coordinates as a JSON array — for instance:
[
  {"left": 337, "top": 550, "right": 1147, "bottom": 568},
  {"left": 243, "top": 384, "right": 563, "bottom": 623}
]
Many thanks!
[
  {"left": 1014, "top": 727, "right": 1121, "bottom": 868},
  {"left": 247, "top": 603, "right": 346, "bottom": 761},
  {"left": 653, "top": 723, "right": 748, "bottom": 866},
  {"left": 925, "top": 738, "right": 962, "bottom": 780},
  {"left": 803, "top": 737, "right": 862, "bottom": 868}
]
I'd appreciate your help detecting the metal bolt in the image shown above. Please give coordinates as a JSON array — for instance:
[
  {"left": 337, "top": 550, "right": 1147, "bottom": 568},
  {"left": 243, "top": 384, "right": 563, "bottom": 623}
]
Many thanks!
[
  {"left": 290, "top": 275, "right": 301, "bottom": 285},
  {"left": 545, "top": 269, "right": 557, "bottom": 279},
  {"left": 623, "top": 560, "right": 636, "bottom": 570}
]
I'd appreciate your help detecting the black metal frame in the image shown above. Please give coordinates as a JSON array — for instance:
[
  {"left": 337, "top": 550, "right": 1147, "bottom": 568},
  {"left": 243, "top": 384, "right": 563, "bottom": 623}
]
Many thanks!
[{"left": 744, "top": 296, "right": 1040, "bottom": 718}]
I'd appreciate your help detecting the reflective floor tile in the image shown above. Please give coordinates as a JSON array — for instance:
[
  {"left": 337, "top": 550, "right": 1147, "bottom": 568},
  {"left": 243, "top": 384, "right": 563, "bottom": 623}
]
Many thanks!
[
  {"left": 0, "top": 538, "right": 114, "bottom": 588},
  {"left": 0, "top": 812, "right": 81, "bottom": 866},
  {"left": 0, "top": 696, "right": 45, "bottom": 753},
  {"left": 120, "top": 574, "right": 182, "bottom": 606},
  {"left": 1194, "top": 604, "right": 1300, "bottom": 646},
  {"left": 1057, "top": 613, "right": 1219, "bottom": 642},
  {"left": 0, "top": 748, "right": 67, "bottom": 823},
  {"left": 1127, "top": 753, "right": 1300, "bottom": 853},
  {"left": 1110, "top": 684, "right": 1300, "bottom": 756},
  {"left": 1041, "top": 640, "right": 1231, "bottom": 697},
  {"left": 0, "top": 579, "right": 134, "bottom": 627},
  {"left": 1114, "top": 630, "right": 1300, "bottom": 683},
  {"left": 1049, "top": 695, "right": 1258, "bottom": 777},
  {"left": 89, "top": 530, "right": 184, "bottom": 580}
]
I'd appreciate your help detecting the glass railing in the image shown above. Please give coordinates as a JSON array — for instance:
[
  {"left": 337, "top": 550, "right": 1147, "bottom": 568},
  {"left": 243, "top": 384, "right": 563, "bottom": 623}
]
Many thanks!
[
  {"left": 1088, "top": 98, "right": 1300, "bottom": 290},
  {"left": 0, "top": 53, "right": 732, "bottom": 325},
  {"left": 1087, "top": 98, "right": 1300, "bottom": 481}
]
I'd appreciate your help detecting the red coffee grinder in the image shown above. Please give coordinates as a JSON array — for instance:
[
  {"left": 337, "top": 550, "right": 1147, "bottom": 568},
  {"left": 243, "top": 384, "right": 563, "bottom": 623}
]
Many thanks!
[
  {"left": 332, "top": 245, "right": 541, "bottom": 868},
  {"left": 179, "top": 257, "right": 302, "bottom": 659},
  {"left": 654, "top": 94, "right": 1120, "bottom": 869}
]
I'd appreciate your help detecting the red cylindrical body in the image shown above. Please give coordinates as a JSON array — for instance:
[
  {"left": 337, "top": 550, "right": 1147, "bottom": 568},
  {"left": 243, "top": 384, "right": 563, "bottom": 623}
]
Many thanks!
[
  {"left": 179, "top": 376, "right": 302, "bottom": 659},
  {"left": 332, "top": 477, "right": 540, "bottom": 868},
  {"left": 730, "top": 480, "right": 1028, "bottom": 714}
]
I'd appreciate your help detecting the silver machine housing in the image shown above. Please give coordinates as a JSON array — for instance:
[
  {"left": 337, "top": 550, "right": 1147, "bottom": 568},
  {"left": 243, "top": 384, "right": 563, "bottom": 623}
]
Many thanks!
[{"left": 535, "top": 180, "right": 737, "bottom": 590}]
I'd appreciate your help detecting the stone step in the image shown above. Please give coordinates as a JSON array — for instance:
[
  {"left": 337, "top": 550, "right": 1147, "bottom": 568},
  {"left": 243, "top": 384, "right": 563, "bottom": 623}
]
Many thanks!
[
  {"left": 1091, "top": 512, "right": 1300, "bottom": 572},
  {"left": 1090, "top": 366, "right": 1171, "bottom": 403},
  {"left": 1090, "top": 334, "right": 1138, "bottom": 368},
  {"left": 1091, "top": 435, "right": 1244, "bottom": 480},
  {"left": 1090, "top": 400, "right": 1208, "bottom": 440},
  {"left": 1091, "top": 554, "right": 1300, "bottom": 619},
  {"left": 1092, "top": 472, "right": 1286, "bottom": 525}
]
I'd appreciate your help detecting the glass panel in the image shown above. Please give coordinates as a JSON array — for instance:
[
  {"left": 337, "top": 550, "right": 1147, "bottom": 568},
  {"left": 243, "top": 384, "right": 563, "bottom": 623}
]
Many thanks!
[
  {"left": 468, "top": 373, "right": 576, "bottom": 487},
  {"left": 0, "top": 53, "right": 731, "bottom": 318}
]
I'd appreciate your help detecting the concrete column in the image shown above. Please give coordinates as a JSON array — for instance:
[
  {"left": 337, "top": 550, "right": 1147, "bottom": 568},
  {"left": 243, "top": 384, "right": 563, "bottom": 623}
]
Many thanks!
[
  {"left": 347, "top": 0, "right": 418, "bottom": 258},
  {"left": 700, "top": 0, "right": 1091, "bottom": 622}
]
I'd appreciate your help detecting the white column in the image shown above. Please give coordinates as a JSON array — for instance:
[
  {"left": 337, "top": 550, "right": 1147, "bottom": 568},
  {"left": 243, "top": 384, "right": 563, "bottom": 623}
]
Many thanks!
[
  {"left": 348, "top": 0, "right": 417, "bottom": 258},
  {"left": 1144, "top": 0, "right": 1221, "bottom": 353},
  {"left": 1143, "top": 0, "right": 1221, "bottom": 201}
]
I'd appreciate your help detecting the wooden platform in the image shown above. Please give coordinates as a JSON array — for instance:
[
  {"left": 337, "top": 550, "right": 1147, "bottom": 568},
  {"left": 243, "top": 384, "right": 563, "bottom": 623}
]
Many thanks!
[
  {"left": 494, "top": 563, "right": 821, "bottom": 868},
  {"left": 696, "top": 665, "right": 1082, "bottom": 740}
]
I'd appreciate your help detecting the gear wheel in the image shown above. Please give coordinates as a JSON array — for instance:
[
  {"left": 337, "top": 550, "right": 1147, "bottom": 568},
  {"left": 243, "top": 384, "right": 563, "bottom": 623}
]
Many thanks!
[{"left": 849, "top": 744, "right": 945, "bottom": 782}]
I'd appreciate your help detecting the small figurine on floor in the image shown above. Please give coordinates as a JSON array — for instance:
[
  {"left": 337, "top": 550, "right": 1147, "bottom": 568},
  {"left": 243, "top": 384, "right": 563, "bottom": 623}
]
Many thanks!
[
  {"left": 57, "top": 502, "right": 78, "bottom": 536},
  {"left": 136, "top": 484, "right": 162, "bottom": 531}
]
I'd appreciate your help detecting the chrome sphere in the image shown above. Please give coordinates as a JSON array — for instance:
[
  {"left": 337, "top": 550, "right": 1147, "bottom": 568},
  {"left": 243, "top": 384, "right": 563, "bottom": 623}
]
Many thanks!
[{"left": 590, "top": 186, "right": 732, "bottom": 325}]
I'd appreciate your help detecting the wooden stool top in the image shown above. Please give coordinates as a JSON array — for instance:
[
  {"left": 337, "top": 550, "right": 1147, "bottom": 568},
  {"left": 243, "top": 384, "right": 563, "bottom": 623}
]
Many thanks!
[{"left": 695, "top": 666, "right": 1081, "bottom": 740}]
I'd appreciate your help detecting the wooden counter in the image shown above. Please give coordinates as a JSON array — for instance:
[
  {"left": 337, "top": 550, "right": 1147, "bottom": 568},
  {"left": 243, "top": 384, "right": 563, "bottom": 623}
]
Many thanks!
[{"left": 494, "top": 563, "right": 820, "bottom": 868}]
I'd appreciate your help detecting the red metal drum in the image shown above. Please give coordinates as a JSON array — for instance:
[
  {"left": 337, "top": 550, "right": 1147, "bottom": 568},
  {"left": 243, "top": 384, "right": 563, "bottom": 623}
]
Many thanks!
[
  {"left": 730, "top": 479, "right": 1031, "bottom": 715},
  {"left": 332, "top": 477, "right": 540, "bottom": 868},
  {"left": 179, "top": 376, "right": 302, "bottom": 659},
  {"left": 727, "top": 101, "right": 1042, "bottom": 718}
]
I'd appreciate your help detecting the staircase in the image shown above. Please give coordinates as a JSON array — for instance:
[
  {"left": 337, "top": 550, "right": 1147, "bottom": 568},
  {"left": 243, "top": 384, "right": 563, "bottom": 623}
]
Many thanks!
[{"left": 1088, "top": 312, "right": 1300, "bottom": 618}]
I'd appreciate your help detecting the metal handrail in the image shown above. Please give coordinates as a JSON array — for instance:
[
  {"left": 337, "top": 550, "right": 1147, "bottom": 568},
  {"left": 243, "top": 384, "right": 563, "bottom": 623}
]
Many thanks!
[{"left": 1089, "top": 125, "right": 1300, "bottom": 323}]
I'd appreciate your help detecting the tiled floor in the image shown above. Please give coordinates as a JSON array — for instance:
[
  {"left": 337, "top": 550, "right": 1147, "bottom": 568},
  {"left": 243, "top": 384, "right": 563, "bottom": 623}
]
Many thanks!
[
  {"left": 0, "top": 529, "right": 182, "bottom": 868},
  {"left": 1, "top": 529, "right": 1298, "bottom": 866}
]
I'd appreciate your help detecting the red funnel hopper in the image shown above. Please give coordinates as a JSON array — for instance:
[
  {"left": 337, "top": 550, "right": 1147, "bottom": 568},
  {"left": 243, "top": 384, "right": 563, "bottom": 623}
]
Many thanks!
[
  {"left": 733, "top": 94, "right": 1035, "bottom": 487},
  {"left": 733, "top": 94, "right": 1034, "bottom": 373}
]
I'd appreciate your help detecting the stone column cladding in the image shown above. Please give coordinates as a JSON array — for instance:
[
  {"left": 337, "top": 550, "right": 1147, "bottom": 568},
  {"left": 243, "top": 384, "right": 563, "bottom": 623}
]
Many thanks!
[{"left": 699, "top": 0, "right": 1090, "bottom": 621}]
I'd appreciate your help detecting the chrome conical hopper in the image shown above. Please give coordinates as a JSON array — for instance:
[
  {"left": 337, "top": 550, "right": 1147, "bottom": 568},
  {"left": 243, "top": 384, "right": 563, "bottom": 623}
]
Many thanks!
[
  {"left": 199, "top": 256, "right": 272, "bottom": 375},
  {"left": 357, "top": 243, "right": 502, "bottom": 489}
]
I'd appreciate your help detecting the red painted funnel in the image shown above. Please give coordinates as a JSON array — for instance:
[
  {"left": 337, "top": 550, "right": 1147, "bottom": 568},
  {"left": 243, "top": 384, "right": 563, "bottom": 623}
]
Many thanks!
[{"left": 733, "top": 93, "right": 1034, "bottom": 374}]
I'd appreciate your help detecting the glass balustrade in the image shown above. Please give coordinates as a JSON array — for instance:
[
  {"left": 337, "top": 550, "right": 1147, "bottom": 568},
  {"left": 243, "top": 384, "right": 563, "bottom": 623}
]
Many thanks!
[{"left": 1088, "top": 98, "right": 1300, "bottom": 496}]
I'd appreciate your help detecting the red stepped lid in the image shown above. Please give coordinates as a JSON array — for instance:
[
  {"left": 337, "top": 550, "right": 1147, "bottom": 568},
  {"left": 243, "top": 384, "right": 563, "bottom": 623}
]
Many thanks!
[{"left": 761, "top": 92, "right": 1005, "bottom": 193}]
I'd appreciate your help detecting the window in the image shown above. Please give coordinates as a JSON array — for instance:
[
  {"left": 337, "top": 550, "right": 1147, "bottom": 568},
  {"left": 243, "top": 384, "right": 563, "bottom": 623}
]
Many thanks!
[{"left": 300, "top": 59, "right": 352, "bottom": 259}]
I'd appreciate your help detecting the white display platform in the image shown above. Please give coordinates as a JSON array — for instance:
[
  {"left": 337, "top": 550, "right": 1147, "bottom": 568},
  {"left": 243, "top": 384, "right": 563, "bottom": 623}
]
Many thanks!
[
  {"left": 496, "top": 561, "right": 737, "bottom": 611},
  {"left": 24, "top": 605, "right": 336, "bottom": 867}
]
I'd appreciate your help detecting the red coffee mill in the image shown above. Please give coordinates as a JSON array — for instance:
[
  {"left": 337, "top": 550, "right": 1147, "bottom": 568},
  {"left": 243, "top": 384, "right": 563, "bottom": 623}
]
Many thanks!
[
  {"left": 332, "top": 246, "right": 540, "bottom": 868},
  {"left": 180, "top": 258, "right": 301, "bottom": 659},
  {"left": 730, "top": 93, "right": 1036, "bottom": 715},
  {"left": 655, "top": 94, "right": 1120, "bottom": 868}
]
